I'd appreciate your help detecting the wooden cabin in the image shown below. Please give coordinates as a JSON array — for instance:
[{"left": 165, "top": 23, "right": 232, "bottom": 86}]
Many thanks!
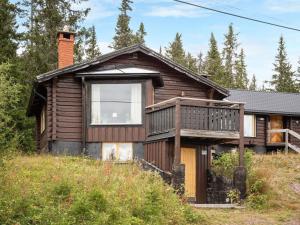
[
  {"left": 224, "top": 89, "right": 300, "bottom": 153},
  {"left": 27, "top": 29, "right": 245, "bottom": 203}
]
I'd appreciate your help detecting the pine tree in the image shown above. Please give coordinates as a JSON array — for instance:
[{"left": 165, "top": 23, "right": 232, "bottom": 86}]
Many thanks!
[
  {"left": 235, "top": 48, "right": 248, "bottom": 89},
  {"left": 197, "top": 52, "right": 205, "bottom": 74},
  {"left": 165, "top": 33, "right": 186, "bottom": 66},
  {"left": 204, "top": 33, "right": 224, "bottom": 85},
  {"left": 270, "top": 36, "right": 297, "bottom": 92},
  {"left": 134, "top": 22, "right": 146, "bottom": 45},
  {"left": 222, "top": 24, "right": 239, "bottom": 88},
  {"left": 86, "top": 26, "right": 101, "bottom": 60},
  {"left": 185, "top": 52, "right": 198, "bottom": 72},
  {"left": 21, "top": 0, "right": 90, "bottom": 77},
  {"left": 248, "top": 74, "right": 257, "bottom": 91},
  {"left": 0, "top": 0, "right": 19, "bottom": 63},
  {"left": 112, "top": 0, "right": 134, "bottom": 49}
]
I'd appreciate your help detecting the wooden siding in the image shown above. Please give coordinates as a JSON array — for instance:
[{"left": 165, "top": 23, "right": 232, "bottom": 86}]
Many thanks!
[
  {"left": 290, "top": 117, "right": 300, "bottom": 146},
  {"left": 144, "top": 140, "right": 174, "bottom": 172},
  {"left": 56, "top": 75, "right": 82, "bottom": 141},
  {"left": 228, "top": 115, "right": 266, "bottom": 146},
  {"left": 92, "top": 53, "right": 222, "bottom": 102}
]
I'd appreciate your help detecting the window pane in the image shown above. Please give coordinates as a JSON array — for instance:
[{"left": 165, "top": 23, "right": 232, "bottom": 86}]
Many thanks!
[
  {"left": 102, "top": 143, "right": 117, "bottom": 160},
  {"left": 91, "top": 83, "right": 142, "bottom": 124},
  {"left": 118, "top": 143, "right": 133, "bottom": 161},
  {"left": 244, "top": 115, "right": 255, "bottom": 137}
]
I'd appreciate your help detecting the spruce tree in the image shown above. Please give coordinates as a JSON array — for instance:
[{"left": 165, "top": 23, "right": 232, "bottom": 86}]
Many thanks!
[
  {"left": 185, "top": 52, "right": 198, "bottom": 72},
  {"left": 134, "top": 22, "right": 146, "bottom": 45},
  {"left": 222, "top": 24, "right": 239, "bottom": 88},
  {"left": 21, "top": 0, "right": 90, "bottom": 77},
  {"left": 0, "top": 0, "right": 19, "bottom": 63},
  {"left": 197, "top": 52, "right": 205, "bottom": 74},
  {"left": 270, "top": 36, "right": 297, "bottom": 92},
  {"left": 235, "top": 48, "right": 248, "bottom": 89},
  {"left": 112, "top": 0, "right": 134, "bottom": 49},
  {"left": 86, "top": 26, "right": 101, "bottom": 60},
  {"left": 248, "top": 74, "right": 257, "bottom": 91},
  {"left": 165, "top": 33, "right": 186, "bottom": 66},
  {"left": 204, "top": 33, "right": 224, "bottom": 85}
]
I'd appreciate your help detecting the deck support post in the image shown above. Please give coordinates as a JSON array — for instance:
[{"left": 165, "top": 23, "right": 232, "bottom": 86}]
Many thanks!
[
  {"left": 239, "top": 104, "right": 245, "bottom": 167},
  {"left": 174, "top": 99, "right": 181, "bottom": 166},
  {"left": 235, "top": 103, "right": 246, "bottom": 199}
]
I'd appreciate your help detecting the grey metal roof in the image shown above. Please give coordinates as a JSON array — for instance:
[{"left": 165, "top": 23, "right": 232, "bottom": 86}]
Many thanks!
[
  {"left": 35, "top": 44, "right": 229, "bottom": 97},
  {"left": 227, "top": 89, "right": 300, "bottom": 116}
]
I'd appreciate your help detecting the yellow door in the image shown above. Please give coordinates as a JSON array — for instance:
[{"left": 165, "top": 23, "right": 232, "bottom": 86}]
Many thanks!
[
  {"left": 181, "top": 148, "right": 196, "bottom": 198},
  {"left": 270, "top": 116, "right": 283, "bottom": 143}
]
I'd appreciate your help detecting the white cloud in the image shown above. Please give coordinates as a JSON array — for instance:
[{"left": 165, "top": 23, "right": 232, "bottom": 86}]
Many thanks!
[
  {"left": 98, "top": 41, "right": 113, "bottom": 54},
  {"left": 144, "top": 0, "right": 241, "bottom": 18},
  {"left": 265, "top": 0, "right": 300, "bottom": 13}
]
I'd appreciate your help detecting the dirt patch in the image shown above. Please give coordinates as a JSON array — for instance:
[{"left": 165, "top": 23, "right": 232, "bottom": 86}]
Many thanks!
[{"left": 290, "top": 183, "right": 300, "bottom": 195}]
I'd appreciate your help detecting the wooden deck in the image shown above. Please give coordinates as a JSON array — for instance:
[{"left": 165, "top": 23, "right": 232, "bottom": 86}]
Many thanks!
[{"left": 146, "top": 97, "right": 242, "bottom": 141}]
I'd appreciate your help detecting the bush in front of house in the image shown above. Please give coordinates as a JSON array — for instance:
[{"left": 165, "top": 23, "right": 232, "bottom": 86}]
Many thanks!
[
  {"left": 211, "top": 149, "right": 270, "bottom": 209},
  {"left": 0, "top": 155, "right": 205, "bottom": 225}
]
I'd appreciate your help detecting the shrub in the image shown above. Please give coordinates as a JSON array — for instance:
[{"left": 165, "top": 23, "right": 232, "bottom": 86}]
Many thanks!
[
  {"left": 211, "top": 149, "right": 253, "bottom": 179},
  {"left": 246, "top": 193, "right": 269, "bottom": 210}
]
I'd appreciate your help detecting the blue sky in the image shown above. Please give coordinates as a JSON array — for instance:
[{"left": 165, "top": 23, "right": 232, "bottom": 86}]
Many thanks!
[{"left": 78, "top": 0, "right": 300, "bottom": 87}]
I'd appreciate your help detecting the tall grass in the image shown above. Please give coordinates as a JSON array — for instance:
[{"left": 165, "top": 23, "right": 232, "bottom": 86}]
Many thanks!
[{"left": 0, "top": 155, "right": 204, "bottom": 225}]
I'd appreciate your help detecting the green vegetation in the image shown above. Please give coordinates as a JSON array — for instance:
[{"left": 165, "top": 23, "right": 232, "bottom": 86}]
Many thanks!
[
  {"left": 0, "top": 155, "right": 204, "bottom": 225},
  {"left": 200, "top": 154, "right": 300, "bottom": 225}
]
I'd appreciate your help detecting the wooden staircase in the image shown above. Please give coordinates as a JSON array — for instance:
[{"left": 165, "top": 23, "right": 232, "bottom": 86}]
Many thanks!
[{"left": 268, "top": 129, "right": 300, "bottom": 153}]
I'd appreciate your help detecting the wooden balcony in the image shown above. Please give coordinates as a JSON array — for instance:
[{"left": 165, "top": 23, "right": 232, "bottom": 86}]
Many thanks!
[{"left": 146, "top": 97, "right": 244, "bottom": 142}]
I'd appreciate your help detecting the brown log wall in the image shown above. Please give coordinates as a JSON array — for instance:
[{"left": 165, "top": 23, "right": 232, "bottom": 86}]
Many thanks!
[{"left": 290, "top": 117, "right": 300, "bottom": 146}]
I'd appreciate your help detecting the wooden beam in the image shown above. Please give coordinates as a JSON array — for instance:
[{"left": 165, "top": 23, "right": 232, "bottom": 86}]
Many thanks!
[
  {"left": 180, "top": 129, "right": 240, "bottom": 139},
  {"left": 174, "top": 99, "right": 181, "bottom": 166},
  {"left": 52, "top": 78, "right": 57, "bottom": 140},
  {"left": 239, "top": 104, "right": 245, "bottom": 167}
]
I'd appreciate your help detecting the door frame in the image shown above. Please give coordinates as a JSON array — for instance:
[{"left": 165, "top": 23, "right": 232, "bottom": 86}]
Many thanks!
[{"left": 181, "top": 144, "right": 209, "bottom": 203}]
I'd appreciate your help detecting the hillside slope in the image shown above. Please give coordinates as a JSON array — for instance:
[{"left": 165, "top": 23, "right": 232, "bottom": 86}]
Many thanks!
[
  {"left": 0, "top": 155, "right": 202, "bottom": 225},
  {"left": 198, "top": 154, "right": 300, "bottom": 225}
]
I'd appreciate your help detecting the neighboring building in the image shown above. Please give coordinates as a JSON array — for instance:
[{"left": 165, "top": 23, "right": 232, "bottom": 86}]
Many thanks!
[
  {"left": 225, "top": 89, "right": 300, "bottom": 153},
  {"left": 27, "top": 29, "right": 245, "bottom": 203}
]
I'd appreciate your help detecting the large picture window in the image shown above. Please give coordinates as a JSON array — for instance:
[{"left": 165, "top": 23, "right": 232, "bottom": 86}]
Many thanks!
[
  {"left": 91, "top": 83, "right": 142, "bottom": 125},
  {"left": 102, "top": 143, "right": 133, "bottom": 161},
  {"left": 244, "top": 115, "right": 256, "bottom": 137}
]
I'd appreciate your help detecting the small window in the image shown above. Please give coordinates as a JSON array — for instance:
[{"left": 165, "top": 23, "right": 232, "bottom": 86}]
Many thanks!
[
  {"left": 244, "top": 115, "right": 256, "bottom": 137},
  {"left": 102, "top": 143, "right": 133, "bottom": 161},
  {"left": 91, "top": 83, "right": 142, "bottom": 125},
  {"left": 40, "top": 106, "right": 46, "bottom": 134}
]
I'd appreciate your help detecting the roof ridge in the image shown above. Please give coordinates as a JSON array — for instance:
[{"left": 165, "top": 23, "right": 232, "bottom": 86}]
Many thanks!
[{"left": 230, "top": 89, "right": 300, "bottom": 96}]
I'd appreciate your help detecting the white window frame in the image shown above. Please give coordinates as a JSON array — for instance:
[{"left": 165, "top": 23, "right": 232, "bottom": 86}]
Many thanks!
[
  {"left": 40, "top": 105, "right": 46, "bottom": 134},
  {"left": 90, "top": 83, "right": 142, "bottom": 125},
  {"left": 244, "top": 114, "right": 256, "bottom": 137},
  {"left": 102, "top": 143, "right": 133, "bottom": 162}
]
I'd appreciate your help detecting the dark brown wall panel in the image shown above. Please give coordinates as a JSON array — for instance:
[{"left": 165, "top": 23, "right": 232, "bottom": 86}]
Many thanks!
[
  {"left": 144, "top": 140, "right": 173, "bottom": 172},
  {"left": 56, "top": 74, "right": 82, "bottom": 141},
  {"left": 290, "top": 117, "right": 300, "bottom": 146}
]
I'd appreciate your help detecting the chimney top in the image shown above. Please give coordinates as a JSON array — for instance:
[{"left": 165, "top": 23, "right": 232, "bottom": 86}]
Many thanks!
[{"left": 57, "top": 28, "right": 75, "bottom": 69}]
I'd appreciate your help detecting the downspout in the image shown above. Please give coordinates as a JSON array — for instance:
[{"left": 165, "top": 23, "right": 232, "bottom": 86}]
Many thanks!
[{"left": 82, "top": 77, "right": 87, "bottom": 155}]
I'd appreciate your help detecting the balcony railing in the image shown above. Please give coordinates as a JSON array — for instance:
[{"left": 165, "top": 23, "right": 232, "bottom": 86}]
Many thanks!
[{"left": 146, "top": 97, "right": 243, "bottom": 140}]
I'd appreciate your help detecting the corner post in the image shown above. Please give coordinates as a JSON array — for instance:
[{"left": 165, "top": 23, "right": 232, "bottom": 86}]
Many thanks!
[
  {"left": 174, "top": 99, "right": 181, "bottom": 166},
  {"left": 234, "top": 103, "right": 247, "bottom": 199},
  {"left": 239, "top": 104, "right": 245, "bottom": 167},
  {"left": 81, "top": 77, "right": 87, "bottom": 155}
]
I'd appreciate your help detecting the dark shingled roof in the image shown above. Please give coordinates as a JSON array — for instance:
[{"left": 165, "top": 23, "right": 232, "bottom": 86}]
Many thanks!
[{"left": 227, "top": 89, "right": 300, "bottom": 116}]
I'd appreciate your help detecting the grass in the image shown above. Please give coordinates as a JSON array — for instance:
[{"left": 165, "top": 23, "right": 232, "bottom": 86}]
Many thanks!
[
  {"left": 0, "top": 155, "right": 204, "bottom": 225},
  {"left": 0, "top": 153, "right": 299, "bottom": 225},
  {"left": 197, "top": 153, "right": 300, "bottom": 225}
]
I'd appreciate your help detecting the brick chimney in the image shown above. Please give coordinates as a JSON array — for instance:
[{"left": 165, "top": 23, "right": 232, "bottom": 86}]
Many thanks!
[{"left": 57, "top": 26, "right": 75, "bottom": 69}]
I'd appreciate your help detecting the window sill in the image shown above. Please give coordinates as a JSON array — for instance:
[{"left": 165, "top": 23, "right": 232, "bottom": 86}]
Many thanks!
[{"left": 90, "top": 123, "right": 143, "bottom": 126}]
